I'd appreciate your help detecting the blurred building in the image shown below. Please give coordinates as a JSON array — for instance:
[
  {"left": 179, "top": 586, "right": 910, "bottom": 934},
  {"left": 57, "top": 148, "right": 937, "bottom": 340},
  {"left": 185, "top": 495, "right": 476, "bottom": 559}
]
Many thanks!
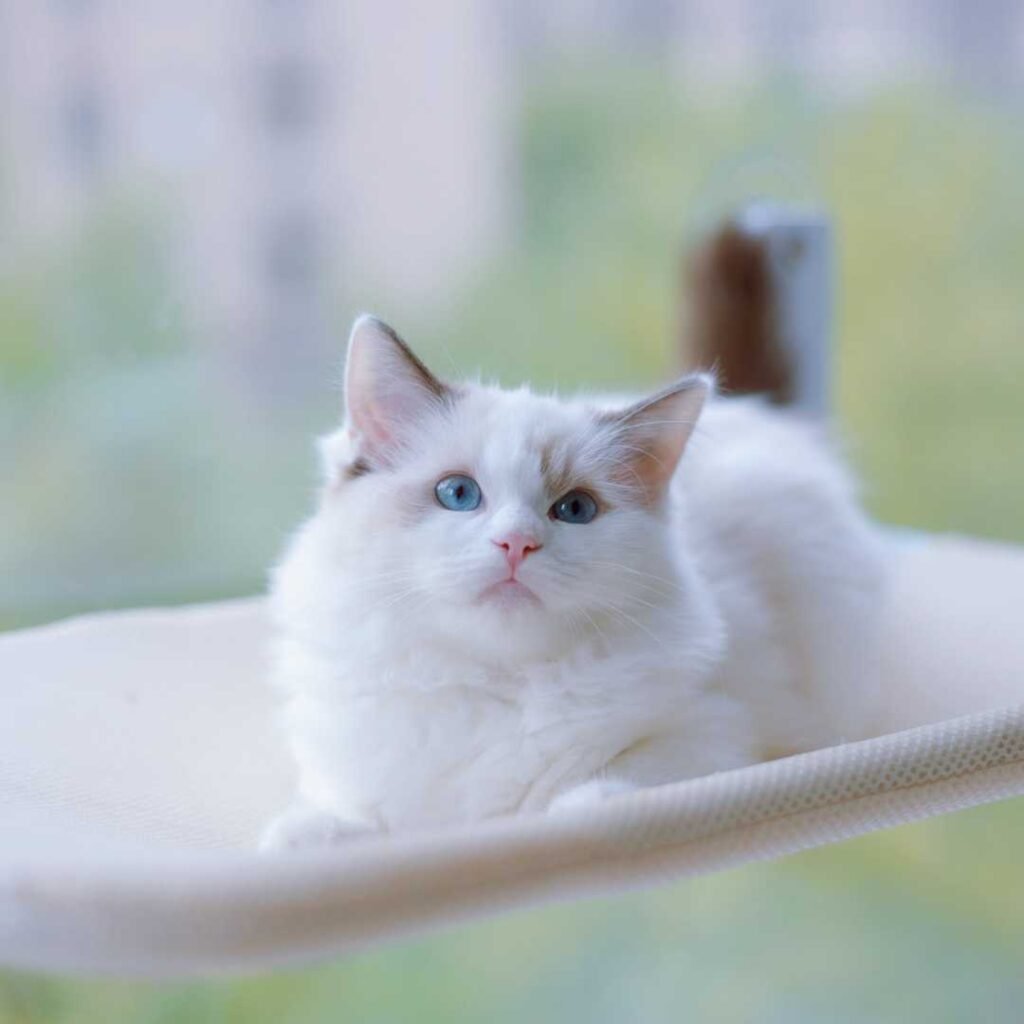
[
  {"left": 511, "top": 0, "right": 1024, "bottom": 96},
  {"left": 671, "top": 0, "right": 1024, "bottom": 96},
  {"left": 0, "top": 0, "right": 511, "bottom": 376},
  {"left": 1, "top": 0, "right": 1022, "bottom": 382}
]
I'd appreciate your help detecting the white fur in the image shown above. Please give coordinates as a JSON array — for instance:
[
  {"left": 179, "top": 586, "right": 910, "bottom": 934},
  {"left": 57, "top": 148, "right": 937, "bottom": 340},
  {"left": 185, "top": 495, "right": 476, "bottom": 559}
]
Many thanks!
[{"left": 261, "top": 318, "right": 885, "bottom": 849}]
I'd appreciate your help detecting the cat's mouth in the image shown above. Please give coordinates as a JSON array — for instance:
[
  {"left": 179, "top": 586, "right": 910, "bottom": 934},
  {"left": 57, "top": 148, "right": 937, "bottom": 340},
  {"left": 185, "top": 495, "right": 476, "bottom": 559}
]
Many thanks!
[{"left": 479, "top": 578, "right": 541, "bottom": 606}]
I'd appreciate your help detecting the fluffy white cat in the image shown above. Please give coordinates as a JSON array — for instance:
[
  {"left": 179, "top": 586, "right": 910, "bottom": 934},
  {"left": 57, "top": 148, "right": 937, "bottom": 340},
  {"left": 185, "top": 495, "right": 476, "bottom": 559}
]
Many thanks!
[{"left": 262, "top": 315, "right": 885, "bottom": 850}]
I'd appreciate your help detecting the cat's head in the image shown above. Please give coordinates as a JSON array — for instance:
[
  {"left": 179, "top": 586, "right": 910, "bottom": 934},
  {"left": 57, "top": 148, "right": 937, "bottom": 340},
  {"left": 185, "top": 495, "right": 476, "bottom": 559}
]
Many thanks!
[{"left": 300, "top": 315, "right": 710, "bottom": 660}]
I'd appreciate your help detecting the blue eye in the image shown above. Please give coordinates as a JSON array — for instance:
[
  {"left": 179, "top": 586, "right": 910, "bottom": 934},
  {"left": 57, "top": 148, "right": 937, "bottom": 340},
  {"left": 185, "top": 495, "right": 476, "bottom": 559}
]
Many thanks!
[
  {"left": 435, "top": 474, "right": 482, "bottom": 512},
  {"left": 550, "top": 489, "right": 598, "bottom": 524}
]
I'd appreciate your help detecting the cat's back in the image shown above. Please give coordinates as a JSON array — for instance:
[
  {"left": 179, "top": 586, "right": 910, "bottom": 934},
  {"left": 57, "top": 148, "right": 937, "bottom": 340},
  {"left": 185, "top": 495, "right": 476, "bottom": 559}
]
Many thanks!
[{"left": 677, "top": 396, "right": 861, "bottom": 541}]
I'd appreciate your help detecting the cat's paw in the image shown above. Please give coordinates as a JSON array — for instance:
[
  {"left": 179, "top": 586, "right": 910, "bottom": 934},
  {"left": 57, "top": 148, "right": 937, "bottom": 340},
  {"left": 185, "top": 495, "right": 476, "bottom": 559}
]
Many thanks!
[
  {"left": 547, "top": 778, "right": 636, "bottom": 815},
  {"left": 259, "top": 804, "right": 378, "bottom": 853}
]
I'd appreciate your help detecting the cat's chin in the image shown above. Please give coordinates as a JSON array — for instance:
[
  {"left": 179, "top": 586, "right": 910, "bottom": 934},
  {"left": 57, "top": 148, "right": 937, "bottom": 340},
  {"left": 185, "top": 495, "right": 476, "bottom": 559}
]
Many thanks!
[{"left": 436, "top": 589, "right": 573, "bottom": 663}]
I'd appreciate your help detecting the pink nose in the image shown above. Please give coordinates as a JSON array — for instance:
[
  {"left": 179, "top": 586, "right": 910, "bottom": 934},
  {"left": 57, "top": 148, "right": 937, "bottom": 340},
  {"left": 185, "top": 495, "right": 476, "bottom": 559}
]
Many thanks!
[{"left": 493, "top": 532, "right": 542, "bottom": 575}]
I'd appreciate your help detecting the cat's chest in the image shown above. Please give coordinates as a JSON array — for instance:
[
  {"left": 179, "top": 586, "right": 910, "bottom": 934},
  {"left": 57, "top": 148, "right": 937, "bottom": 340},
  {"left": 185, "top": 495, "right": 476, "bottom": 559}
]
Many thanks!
[{"left": 319, "top": 655, "right": 663, "bottom": 824}]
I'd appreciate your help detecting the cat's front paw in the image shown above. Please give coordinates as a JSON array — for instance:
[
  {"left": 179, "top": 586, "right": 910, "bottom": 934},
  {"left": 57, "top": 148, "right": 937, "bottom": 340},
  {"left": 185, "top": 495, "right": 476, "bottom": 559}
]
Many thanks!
[
  {"left": 259, "top": 804, "right": 378, "bottom": 853},
  {"left": 547, "top": 778, "right": 636, "bottom": 815}
]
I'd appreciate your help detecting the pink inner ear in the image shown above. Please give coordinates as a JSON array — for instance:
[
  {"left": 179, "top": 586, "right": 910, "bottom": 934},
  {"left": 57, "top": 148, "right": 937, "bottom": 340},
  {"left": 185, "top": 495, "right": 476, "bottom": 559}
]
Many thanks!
[
  {"left": 349, "top": 373, "right": 440, "bottom": 461},
  {"left": 605, "top": 431, "right": 678, "bottom": 501},
  {"left": 603, "top": 376, "right": 709, "bottom": 500},
  {"left": 351, "top": 394, "right": 395, "bottom": 450},
  {"left": 626, "top": 432, "right": 681, "bottom": 493},
  {"left": 343, "top": 316, "right": 450, "bottom": 463}
]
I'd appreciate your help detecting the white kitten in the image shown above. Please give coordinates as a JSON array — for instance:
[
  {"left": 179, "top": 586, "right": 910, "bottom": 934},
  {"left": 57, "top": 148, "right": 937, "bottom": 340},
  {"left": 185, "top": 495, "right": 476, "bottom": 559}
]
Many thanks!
[{"left": 261, "top": 316, "right": 885, "bottom": 850}]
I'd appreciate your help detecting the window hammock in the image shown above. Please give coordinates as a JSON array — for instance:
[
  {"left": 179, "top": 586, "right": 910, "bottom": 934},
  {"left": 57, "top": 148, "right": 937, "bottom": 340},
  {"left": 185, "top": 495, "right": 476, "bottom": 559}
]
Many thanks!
[{"left": 2, "top": 211, "right": 1022, "bottom": 978}]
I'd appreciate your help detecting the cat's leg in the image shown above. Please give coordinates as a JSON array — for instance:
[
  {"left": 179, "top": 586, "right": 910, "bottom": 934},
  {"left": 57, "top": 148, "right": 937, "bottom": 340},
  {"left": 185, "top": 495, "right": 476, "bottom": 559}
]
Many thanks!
[
  {"left": 259, "top": 802, "right": 379, "bottom": 852},
  {"left": 547, "top": 697, "right": 755, "bottom": 817},
  {"left": 547, "top": 777, "right": 636, "bottom": 814}
]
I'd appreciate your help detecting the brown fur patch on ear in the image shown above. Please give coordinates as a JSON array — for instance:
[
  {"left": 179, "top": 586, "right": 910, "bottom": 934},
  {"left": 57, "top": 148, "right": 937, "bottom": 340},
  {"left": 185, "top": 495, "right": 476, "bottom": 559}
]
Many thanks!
[
  {"left": 344, "top": 457, "right": 373, "bottom": 481},
  {"left": 683, "top": 223, "right": 793, "bottom": 404}
]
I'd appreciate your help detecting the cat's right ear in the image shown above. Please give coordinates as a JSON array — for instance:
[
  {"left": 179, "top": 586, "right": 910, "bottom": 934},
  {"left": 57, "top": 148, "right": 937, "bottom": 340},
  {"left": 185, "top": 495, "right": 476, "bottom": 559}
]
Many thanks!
[
  {"left": 336, "top": 314, "right": 452, "bottom": 473},
  {"left": 598, "top": 373, "right": 712, "bottom": 502}
]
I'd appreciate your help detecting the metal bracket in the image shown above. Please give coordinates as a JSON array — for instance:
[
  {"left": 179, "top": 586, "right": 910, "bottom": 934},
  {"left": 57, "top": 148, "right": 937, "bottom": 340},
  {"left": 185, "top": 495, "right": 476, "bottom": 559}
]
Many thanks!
[{"left": 737, "top": 202, "right": 834, "bottom": 418}]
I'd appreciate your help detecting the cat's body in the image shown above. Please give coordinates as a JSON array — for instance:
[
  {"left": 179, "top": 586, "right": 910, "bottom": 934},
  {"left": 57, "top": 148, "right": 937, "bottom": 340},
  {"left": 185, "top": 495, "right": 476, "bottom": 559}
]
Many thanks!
[{"left": 263, "top": 317, "right": 884, "bottom": 848}]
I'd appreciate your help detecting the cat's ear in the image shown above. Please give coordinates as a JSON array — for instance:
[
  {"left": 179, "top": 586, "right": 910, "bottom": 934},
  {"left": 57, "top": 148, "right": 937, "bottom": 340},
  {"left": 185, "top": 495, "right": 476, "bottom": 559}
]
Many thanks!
[
  {"left": 600, "top": 373, "right": 712, "bottom": 498},
  {"left": 342, "top": 314, "right": 452, "bottom": 466}
]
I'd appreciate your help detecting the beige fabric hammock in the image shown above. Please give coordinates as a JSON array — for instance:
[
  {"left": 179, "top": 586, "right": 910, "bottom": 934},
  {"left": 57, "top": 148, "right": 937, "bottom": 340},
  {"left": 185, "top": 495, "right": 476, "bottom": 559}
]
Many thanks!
[{"left": 1, "top": 532, "right": 1022, "bottom": 977}]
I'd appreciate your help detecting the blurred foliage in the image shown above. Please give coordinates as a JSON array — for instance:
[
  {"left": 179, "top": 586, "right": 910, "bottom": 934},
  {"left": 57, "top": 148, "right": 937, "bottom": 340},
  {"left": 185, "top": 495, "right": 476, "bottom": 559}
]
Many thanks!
[
  {"left": 3, "top": 65, "right": 1024, "bottom": 1021},
  {"left": 0, "top": 202, "right": 323, "bottom": 628}
]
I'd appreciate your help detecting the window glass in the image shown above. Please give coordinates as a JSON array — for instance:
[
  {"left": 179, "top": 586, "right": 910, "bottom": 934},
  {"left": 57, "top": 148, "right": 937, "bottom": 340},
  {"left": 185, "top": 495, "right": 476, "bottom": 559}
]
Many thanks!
[{"left": 2, "top": 7, "right": 1024, "bottom": 1013}]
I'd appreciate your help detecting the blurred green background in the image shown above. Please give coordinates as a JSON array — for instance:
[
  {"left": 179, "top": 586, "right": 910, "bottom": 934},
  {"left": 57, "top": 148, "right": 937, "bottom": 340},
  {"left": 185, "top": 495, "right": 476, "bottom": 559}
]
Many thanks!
[{"left": 4, "top": 16, "right": 1024, "bottom": 1024}]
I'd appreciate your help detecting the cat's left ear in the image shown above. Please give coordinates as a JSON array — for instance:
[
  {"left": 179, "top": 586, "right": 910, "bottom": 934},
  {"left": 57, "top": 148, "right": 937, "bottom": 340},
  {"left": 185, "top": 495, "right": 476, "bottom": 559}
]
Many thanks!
[
  {"left": 600, "top": 374, "right": 712, "bottom": 498},
  {"left": 320, "top": 316, "right": 452, "bottom": 486},
  {"left": 342, "top": 314, "right": 452, "bottom": 464}
]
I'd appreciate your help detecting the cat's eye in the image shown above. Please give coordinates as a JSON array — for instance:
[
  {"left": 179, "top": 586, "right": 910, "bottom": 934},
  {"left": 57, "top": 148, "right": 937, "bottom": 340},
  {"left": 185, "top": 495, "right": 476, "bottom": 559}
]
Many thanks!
[
  {"left": 550, "top": 489, "right": 599, "bottom": 524},
  {"left": 435, "top": 474, "right": 482, "bottom": 512}
]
